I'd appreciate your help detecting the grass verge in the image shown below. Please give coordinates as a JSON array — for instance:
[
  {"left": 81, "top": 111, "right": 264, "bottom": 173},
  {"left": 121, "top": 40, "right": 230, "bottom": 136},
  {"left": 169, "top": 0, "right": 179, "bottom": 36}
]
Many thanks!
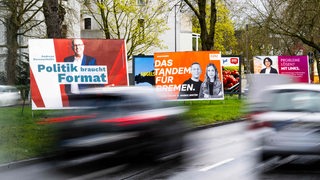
[
  {"left": 182, "top": 95, "right": 244, "bottom": 126},
  {"left": 0, "top": 107, "right": 55, "bottom": 164},
  {"left": 0, "top": 95, "right": 244, "bottom": 164}
]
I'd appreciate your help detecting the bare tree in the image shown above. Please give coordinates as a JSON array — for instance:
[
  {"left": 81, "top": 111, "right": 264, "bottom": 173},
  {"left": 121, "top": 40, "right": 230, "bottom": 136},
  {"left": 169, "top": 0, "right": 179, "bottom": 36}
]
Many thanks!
[
  {"left": 243, "top": 0, "right": 320, "bottom": 77},
  {"left": 183, "top": 0, "right": 217, "bottom": 50},
  {"left": 0, "top": 0, "right": 43, "bottom": 85},
  {"left": 42, "top": 0, "right": 66, "bottom": 38},
  {"left": 269, "top": 0, "right": 319, "bottom": 52},
  {"left": 241, "top": 0, "right": 319, "bottom": 53}
]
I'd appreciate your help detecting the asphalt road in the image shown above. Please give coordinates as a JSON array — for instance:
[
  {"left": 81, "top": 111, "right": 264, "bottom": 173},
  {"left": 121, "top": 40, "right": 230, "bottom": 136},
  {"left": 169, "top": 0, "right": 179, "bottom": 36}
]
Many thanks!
[{"left": 2, "top": 121, "right": 320, "bottom": 179}]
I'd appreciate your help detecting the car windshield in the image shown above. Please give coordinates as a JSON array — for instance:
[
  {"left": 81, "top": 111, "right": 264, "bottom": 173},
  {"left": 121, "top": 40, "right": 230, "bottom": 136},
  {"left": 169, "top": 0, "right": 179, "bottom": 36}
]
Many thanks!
[
  {"left": 268, "top": 90, "right": 320, "bottom": 112},
  {"left": 0, "top": 86, "right": 18, "bottom": 93}
]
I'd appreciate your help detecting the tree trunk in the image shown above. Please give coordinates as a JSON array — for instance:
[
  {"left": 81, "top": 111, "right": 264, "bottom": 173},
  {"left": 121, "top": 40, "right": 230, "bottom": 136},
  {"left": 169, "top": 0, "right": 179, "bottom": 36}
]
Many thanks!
[
  {"left": 185, "top": 0, "right": 217, "bottom": 50},
  {"left": 99, "top": 8, "right": 111, "bottom": 39},
  {"left": 6, "top": 21, "right": 19, "bottom": 85},
  {"left": 43, "top": 0, "right": 66, "bottom": 38}
]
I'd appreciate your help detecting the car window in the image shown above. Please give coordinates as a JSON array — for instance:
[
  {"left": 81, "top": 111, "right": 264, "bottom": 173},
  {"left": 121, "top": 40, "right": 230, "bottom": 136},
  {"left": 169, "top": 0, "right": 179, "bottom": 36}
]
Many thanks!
[
  {"left": 67, "top": 94, "right": 123, "bottom": 107},
  {"left": 67, "top": 92, "right": 162, "bottom": 109},
  {"left": 269, "top": 90, "right": 320, "bottom": 112},
  {"left": 0, "top": 86, "right": 19, "bottom": 93},
  {"left": 118, "top": 94, "right": 162, "bottom": 110}
]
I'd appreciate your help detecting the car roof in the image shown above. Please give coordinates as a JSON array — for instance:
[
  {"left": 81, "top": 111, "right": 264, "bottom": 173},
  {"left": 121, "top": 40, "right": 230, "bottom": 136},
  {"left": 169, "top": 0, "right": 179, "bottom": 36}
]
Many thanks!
[
  {"left": 266, "top": 83, "right": 320, "bottom": 92},
  {"left": 0, "top": 85, "right": 18, "bottom": 91},
  {"left": 0, "top": 85, "right": 17, "bottom": 89},
  {"left": 79, "top": 86, "right": 159, "bottom": 96}
]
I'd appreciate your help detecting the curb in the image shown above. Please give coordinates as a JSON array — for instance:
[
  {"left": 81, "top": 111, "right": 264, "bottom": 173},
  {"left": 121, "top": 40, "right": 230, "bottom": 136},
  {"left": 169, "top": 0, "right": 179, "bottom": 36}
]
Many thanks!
[
  {"left": 0, "top": 119, "right": 244, "bottom": 171},
  {"left": 189, "top": 119, "right": 245, "bottom": 132},
  {"left": 0, "top": 157, "right": 44, "bottom": 171}
]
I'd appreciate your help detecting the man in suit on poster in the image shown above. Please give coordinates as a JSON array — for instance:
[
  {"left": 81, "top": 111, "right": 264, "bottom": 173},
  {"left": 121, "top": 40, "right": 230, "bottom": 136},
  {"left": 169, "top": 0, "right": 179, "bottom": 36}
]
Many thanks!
[{"left": 64, "top": 38, "right": 98, "bottom": 95}]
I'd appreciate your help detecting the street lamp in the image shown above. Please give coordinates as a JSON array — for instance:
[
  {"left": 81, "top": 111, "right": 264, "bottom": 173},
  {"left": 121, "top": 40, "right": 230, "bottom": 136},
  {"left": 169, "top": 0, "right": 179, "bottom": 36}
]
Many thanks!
[
  {"left": 245, "top": 24, "right": 250, "bottom": 73},
  {"left": 174, "top": 4, "right": 177, "bottom": 52},
  {"left": 173, "top": 1, "right": 183, "bottom": 52}
]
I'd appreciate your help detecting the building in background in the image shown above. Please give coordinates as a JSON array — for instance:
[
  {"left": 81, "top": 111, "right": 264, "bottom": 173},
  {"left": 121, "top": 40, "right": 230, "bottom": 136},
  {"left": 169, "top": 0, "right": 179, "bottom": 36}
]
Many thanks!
[
  {"left": 80, "top": 0, "right": 195, "bottom": 53},
  {"left": 0, "top": 0, "right": 197, "bottom": 84}
]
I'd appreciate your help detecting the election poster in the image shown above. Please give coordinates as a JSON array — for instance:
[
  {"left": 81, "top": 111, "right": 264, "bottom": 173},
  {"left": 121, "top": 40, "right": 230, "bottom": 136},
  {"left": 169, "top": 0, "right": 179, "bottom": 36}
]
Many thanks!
[
  {"left": 154, "top": 51, "right": 224, "bottom": 100},
  {"left": 29, "top": 39, "right": 128, "bottom": 109},
  {"left": 221, "top": 56, "right": 241, "bottom": 95},
  {"left": 133, "top": 55, "right": 155, "bottom": 86},
  {"left": 253, "top": 56, "right": 309, "bottom": 83}
]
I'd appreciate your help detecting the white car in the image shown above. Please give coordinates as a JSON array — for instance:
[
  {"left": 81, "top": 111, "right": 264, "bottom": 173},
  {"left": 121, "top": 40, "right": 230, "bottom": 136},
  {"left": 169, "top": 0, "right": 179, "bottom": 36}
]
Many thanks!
[
  {"left": 0, "top": 85, "right": 21, "bottom": 107},
  {"left": 245, "top": 83, "right": 320, "bottom": 162}
]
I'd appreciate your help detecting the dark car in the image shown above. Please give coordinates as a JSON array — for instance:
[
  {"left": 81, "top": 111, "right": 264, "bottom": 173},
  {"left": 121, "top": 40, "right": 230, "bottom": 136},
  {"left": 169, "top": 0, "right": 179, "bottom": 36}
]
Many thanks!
[
  {"left": 39, "top": 86, "right": 189, "bottom": 164},
  {"left": 245, "top": 83, "right": 320, "bottom": 163}
]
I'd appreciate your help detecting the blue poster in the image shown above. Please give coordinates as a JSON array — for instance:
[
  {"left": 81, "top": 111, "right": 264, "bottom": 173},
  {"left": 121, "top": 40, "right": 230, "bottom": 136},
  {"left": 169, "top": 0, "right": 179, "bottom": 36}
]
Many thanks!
[{"left": 133, "top": 56, "right": 155, "bottom": 86}]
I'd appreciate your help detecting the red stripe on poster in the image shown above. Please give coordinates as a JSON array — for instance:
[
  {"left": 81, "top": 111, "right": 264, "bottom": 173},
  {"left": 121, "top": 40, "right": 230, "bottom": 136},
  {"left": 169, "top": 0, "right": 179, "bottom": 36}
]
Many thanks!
[
  {"left": 109, "top": 44, "right": 127, "bottom": 85},
  {"left": 54, "top": 39, "right": 71, "bottom": 106},
  {"left": 30, "top": 69, "right": 45, "bottom": 107},
  {"left": 60, "top": 85, "right": 69, "bottom": 107}
]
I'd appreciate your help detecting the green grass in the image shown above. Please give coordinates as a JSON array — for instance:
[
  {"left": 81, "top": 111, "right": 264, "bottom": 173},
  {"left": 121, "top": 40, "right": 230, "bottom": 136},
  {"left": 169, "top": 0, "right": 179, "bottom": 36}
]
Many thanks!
[
  {"left": 0, "top": 95, "right": 245, "bottom": 164},
  {"left": 182, "top": 95, "right": 244, "bottom": 126},
  {"left": 0, "top": 107, "right": 55, "bottom": 164}
]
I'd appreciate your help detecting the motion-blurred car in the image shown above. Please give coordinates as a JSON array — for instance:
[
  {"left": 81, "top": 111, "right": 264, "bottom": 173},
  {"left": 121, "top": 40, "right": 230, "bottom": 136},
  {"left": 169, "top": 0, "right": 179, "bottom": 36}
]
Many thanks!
[
  {"left": 39, "top": 86, "right": 189, "bottom": 164},
  {"left": 0, "top": 85, "right": 20, "bottom": 107},
  {"left": 245, "top": 83, "right": 320, "bottom": 162}
]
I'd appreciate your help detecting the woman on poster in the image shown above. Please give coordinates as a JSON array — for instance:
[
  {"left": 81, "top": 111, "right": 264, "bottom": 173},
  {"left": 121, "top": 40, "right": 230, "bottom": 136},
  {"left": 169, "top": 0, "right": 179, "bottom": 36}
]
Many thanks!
[
  {"left": 199, "top": 63, "right": 223, "bottom": 98},
  {"left": 260, "top": 57, "right": 278, "bottom": 74}
]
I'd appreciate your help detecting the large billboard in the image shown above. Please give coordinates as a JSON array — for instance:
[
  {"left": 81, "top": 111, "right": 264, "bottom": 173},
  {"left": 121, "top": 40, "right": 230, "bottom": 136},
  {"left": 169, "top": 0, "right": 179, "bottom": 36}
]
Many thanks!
[
  {"left": 154, "top": 51, "right": 224, "bottom": 100},
  {"left": 254, "top": 56, "right": 310, "bottom": 83},
  {"left": 29, "top": 39, "right": 128, "bottom": 109}
]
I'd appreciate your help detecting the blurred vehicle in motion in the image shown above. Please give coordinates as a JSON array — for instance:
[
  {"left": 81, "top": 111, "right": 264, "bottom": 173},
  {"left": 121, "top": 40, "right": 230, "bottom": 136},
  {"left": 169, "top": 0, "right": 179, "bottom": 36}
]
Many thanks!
[
  {"left": 0, "top": 85, "right": 21, "bottom": 107},
  {"left": 245, "top": 83, "right": 320, "bottom": 162},
  {"left": 39, "top": 86, "right": 189, "bottom": 164}
]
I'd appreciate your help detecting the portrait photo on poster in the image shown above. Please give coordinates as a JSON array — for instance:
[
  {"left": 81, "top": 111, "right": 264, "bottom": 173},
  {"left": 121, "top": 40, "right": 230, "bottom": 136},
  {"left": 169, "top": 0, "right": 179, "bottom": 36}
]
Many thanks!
[
  {"left": 63, "top": 38, "right": 106, "bottom": 106},
  {"left": 260, "top": 57, "right": 278, "bottom": 74},
  {"left": 64, "top": 39, "right": 103, "bottom": 94},
  {"left": 178, "top": 62, "right": 203, "bottom": 99},
  {"left": 199, "top": 63, "right": 223, "bottom": 98}
]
